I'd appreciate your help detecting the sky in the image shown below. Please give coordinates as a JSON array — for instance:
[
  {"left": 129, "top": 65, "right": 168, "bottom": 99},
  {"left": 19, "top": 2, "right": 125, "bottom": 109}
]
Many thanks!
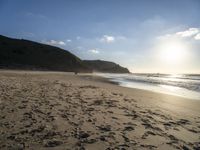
[{"left": 0, "top": 0, "right": 200, "bottom": 73}]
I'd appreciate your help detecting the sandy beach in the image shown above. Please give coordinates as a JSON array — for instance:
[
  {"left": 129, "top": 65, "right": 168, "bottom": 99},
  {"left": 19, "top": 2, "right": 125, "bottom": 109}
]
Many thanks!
[{"left": 0, "top": 70, "right": 200, "bottom": 150}]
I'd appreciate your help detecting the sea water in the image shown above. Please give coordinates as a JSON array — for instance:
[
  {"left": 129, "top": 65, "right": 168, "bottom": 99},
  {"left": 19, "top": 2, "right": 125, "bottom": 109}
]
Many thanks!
[{"left": 96, "top": 73, "right": 200, "bottom": 100}]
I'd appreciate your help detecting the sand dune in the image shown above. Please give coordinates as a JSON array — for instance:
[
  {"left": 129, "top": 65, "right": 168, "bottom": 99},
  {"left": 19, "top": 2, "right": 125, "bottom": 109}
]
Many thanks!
[{"left": 0, "top": 71, "right": 200, "bottom": 149}]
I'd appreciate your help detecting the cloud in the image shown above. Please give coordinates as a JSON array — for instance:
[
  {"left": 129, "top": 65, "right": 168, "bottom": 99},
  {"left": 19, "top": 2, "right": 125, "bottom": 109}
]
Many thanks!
[
  {"left": 25, "top": 12, "right": 47, "bottom": 19},
  {"left": 88, "top": 49, "right": 99, "bottom": 54},
  {"left": 100, "top": 35, "right": 115, "bottom": 43},
  {"left": 176, "top": 28, "right": 199, "bottom": 37},
  {"left": 76, "top": 36, "right": 81, "bottom": 40},
  {"left": 20, "top": 31, "right": 35, "bottom": 38},
  {"left": 66, "top": 39, "right": 72, "bottom": 42},
  {"left": 157, "top": 27, "right": 200, "bottom": 41},
  {"left": 45, "top": 40, "right": 66, "bottom": 46},
  {"left": 157, "top": 34, "right": 172, "bottom": 40},
  {"left": 76, "top": 46, "right": 84, "bottom": 50},
  {"left": 116, "top": 36, "right": 126, "bottom": 40},
  {"left": 194, "top": 34, "right": 200, "bottom": 40}
]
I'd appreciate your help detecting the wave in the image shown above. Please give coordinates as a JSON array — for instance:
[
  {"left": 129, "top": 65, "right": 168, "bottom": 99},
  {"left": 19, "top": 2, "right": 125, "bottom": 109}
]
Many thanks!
[{"left": 96, "top": 73, "right": 200, "bottom": 100}]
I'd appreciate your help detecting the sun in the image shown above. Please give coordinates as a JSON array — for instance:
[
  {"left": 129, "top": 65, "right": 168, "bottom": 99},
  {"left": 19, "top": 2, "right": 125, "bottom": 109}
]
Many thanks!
[{"left": 158, "top": 39, "right": 187, "bottom": 65}]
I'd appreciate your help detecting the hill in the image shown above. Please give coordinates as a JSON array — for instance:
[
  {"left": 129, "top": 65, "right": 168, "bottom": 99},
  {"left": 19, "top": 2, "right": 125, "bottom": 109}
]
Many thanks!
[
  {"left": 83, "top": 60, "right": 130, "bottom": 73},
  {"left": 0, "top": 35, "right": 130, "bottom": 73},
  {"left": 0, "top": 35, "right": 90, "bottom": 72}
]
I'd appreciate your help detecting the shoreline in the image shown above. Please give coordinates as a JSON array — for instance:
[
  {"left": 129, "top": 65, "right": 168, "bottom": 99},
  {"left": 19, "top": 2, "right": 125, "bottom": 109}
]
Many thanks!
[
  {"left": 90, "top": 73, "right": 200, "bottom": 101},
  {"left": 0, "top": 70, "right": 200, "bottom": 149},
  {"left": 80, "top": 73, "right": 200, "bottom": 101},
  {"left": 1, "top": 70, "right": 199, "bottom": 101}
]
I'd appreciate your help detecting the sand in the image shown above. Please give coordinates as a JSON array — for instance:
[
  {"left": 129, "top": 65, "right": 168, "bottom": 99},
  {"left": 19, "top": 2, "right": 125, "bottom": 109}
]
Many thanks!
[{"left": 0, "top": 70, "right": 200, "bottom": 150}]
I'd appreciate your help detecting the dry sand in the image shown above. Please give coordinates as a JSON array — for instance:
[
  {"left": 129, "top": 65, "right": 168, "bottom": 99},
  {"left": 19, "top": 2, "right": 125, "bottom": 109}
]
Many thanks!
[{"left": 0, "top": 70, "right": 200, "bottom": 150}]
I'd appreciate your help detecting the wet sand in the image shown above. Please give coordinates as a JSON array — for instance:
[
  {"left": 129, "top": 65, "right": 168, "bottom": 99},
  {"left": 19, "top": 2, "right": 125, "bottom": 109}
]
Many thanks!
[{"left": 0, "top": 70, "right": 200, "bottom": 150}]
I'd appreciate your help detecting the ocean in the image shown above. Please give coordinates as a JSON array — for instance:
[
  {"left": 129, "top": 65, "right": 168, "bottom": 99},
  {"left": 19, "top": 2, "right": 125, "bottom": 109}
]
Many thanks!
[{"left": 96, "top": 73, "right": 200, "bottom": 100}]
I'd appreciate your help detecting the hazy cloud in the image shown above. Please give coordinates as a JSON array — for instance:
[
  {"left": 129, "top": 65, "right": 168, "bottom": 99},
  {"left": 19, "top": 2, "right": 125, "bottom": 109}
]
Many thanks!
[
  {"left": 194, "top": 34, "right": 200, "bottom": 40},
  {"left": 100, "top": 35, "right": 115, "bottom": 43},
  {"left": 158, "top": 27, "right": 200, "bottom": 40},
  {"left": 45, "top": 40, "right": 66, "bottom": 46},
  {"left": 20, "top": 31, "right": 35, "bottom": 38},
  {"left": 76, "top": 36, "right": 81, "bottom": 40},
  {"left": 157, "top": 34, "right": 172, "bottom": 40},
  {"left": 176, "top": 28, "right": 199, "bottom": 37},
  {"left": 25, "top": 12, "right": 47, "bottom": 19},
  {"left": 66, "top": 39, "right": 72, "bottom": 42},
  {"left": 88, "top": 49, "right": 99, "bottom": 54},
  {"left": 76, "top": 46, "right": 84, "bottom": 50},
  {"left": 116, "top": 36, "right": 126, "bottom": 40}
]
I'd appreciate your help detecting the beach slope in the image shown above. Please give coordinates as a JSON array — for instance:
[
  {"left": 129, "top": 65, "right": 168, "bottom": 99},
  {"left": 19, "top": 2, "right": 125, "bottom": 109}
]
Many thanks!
[{"left": 0, "top": 71, "right": 199, "bottom": 149}]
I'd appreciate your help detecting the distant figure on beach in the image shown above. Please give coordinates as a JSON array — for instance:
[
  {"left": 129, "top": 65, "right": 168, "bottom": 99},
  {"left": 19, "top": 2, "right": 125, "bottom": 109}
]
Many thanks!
[{"left": 74, "top": 71, "right": 78, "bottom": 75}]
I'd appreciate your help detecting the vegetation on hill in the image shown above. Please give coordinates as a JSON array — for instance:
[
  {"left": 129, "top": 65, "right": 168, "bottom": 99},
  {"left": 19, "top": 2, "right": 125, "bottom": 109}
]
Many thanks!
[
  {"left": 83, "top": 60, "right": 130, "bottom": 73},
  {"left": 0, "top": 35, "right": 90, "bottom": 72},
  {"left": 0, "top": 35, "right": 130, "bottom": 73}
]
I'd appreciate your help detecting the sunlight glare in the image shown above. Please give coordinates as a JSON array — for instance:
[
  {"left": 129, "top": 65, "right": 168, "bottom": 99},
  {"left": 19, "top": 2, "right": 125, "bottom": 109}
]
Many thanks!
[{"left": 158, "top": 39, "right": 188, "bottom": 65}]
